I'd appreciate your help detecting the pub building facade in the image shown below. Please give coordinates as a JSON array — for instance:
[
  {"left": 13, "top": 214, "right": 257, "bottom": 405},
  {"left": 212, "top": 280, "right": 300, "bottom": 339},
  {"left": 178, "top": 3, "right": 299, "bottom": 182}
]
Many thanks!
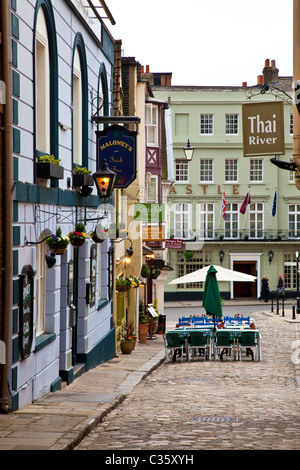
[
  {"left": 1, "top": 0, "right": 120, "bottom": 411},
  {"left": 154, "top": 60, "right": 300, "bottom": 301}
]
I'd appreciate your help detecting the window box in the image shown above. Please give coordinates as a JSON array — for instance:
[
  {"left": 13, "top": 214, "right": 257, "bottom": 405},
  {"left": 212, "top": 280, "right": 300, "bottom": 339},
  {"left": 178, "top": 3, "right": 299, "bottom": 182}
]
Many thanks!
[
  {"left": 36, "top": 162, "right": 64, "bottom": 179},
  {"left": 72, "top": 173, "right": 94, "bottom": 187}
]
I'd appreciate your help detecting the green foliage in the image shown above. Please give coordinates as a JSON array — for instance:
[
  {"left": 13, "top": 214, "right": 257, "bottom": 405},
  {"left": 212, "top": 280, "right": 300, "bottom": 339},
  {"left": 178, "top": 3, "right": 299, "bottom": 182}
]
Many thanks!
[
  {"left": 38, "top": 154, "right": 61, "bottom": 166},
  {"left": 73, "top": 165, "right": 92, "bottom": 174}
]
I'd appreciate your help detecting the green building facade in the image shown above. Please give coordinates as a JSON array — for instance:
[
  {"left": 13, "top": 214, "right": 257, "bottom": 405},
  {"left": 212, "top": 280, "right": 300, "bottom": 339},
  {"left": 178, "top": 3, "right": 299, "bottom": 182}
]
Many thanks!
[{"left": 154, "top": 64, "right": 300, "bottom": 300}]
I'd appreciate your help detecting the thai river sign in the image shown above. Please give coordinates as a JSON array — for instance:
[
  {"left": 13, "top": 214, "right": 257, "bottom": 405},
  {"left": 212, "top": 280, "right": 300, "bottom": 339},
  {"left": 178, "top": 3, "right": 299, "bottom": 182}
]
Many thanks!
[
  {"left": 96, "top": 125, "right": 137, "bottom": 188},
  {"left": 242, "top": 101, "right": 285, "bottom": 157},
  {"left": 19, "top": 265, "right": 34, "bottom": 359}
]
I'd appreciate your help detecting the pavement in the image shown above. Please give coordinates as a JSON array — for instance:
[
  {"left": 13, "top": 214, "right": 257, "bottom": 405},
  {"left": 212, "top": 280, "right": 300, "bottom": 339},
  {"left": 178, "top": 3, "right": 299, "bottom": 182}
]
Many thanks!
[{"left": 0, "top": 298, "right": 299, "bottom": 451}]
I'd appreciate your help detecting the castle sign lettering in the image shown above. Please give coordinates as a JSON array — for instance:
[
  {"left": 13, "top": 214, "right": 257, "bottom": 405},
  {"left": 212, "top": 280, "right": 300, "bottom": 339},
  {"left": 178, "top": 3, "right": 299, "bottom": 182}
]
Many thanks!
[{"left": 242, "top": 101, "right": 285, "bottom": 157}]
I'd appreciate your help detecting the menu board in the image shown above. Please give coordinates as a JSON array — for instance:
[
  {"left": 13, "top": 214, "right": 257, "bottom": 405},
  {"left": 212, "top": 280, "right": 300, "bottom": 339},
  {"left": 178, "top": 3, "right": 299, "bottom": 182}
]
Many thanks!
[{"left": 19, "top": 265, "right": 34, "bottom": 359}]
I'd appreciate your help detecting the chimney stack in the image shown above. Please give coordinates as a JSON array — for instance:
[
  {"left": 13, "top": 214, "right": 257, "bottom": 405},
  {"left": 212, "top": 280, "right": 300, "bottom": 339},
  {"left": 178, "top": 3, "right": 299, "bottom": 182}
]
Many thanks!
[{"left": 262, "top": 58, "right": 279, "bottom": 84}]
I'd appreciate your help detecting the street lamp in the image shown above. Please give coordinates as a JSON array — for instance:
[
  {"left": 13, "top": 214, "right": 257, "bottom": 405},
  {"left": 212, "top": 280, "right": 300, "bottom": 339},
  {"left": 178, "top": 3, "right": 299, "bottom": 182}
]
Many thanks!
[
  {"left": 183, "top": 140, "right": 194, "bottom": 161},
  {"left": 93, "top": 158, "right": 116, "bottom": 201}
]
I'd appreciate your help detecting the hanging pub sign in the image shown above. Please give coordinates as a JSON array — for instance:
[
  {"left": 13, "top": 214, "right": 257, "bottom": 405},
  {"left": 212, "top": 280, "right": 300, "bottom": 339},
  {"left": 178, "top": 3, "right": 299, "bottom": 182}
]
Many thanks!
[
  {"left": 19, "top": 265, "right": 34, "bottom": 359},
  {"left": 242, "top": 101, "right": 285, "bottom": 157},
  {"left": 96, "top": 125, "right": 137, "bottom": 188}
]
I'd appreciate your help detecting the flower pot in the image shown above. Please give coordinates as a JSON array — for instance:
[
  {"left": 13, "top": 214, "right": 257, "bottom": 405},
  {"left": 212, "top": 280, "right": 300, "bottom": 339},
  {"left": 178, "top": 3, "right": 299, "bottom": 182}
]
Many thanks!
[
  {"left": 138, "top": 323, "right": 149, "bottom": 343},
  {"left": 73, "top": 173, "right": 94, "bottom": 187},
  {"left": 70, "top": 238, "right": 85, "bottom": 247},
  {"left": 116, "top": 285, "right": 130, "bottom": 292},
  {"left": 129, "top": 335, "right": 137, "bottom": 349},
  {"left": 91, "top": 234, "right": 105, "bottom": 243},
  {"left": 51, "top": 244, "right": 68, "bottom": 255},
  {"left": 36, "top": 162, "right": 64, "bottom": 179},
  {"left": 120, "top": 340, "right": 134, "bottom": 354}
]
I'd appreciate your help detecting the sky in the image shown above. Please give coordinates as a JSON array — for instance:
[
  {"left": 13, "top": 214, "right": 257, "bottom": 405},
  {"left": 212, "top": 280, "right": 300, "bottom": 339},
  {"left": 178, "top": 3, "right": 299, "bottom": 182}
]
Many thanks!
[{"left": 105, "top": 0, "right": 293, "bottom": 87}]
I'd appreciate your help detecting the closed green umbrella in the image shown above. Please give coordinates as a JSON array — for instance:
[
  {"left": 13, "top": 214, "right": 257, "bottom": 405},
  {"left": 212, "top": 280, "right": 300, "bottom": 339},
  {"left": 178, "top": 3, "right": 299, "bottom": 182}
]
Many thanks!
[{"left": 202, "top": 265, "right": 223, "bottom": 330}]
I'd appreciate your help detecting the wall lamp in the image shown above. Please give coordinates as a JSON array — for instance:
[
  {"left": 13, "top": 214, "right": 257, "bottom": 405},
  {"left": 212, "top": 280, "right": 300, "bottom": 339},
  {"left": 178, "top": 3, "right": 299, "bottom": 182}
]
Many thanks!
[
  {"left": 25, "top": 236, "right": 57, "bottom": 269},
  {"left": 183, "top": 139, "right": 194, "bottom": 161},
  {"left": 268, "top": 250, "right": 274, "bottom": 265},
  {"left": 93, "top": 158, "right": 117, "bottom": 201},
  {"left": 219, "top": 250, "right": 225, "bottom": 265},
  {"left": 113, "top": 237, "right": 134, "bottom": 260}
]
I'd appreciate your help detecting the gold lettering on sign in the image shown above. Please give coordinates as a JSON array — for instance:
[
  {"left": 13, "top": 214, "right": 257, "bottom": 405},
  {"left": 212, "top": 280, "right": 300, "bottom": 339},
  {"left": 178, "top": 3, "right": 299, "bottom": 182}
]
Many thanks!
[
  {"left": 218, "top": 185, "right": 222, "bottom": 194},
  {"left": 186, "top": 184, "right": 192, "bottom": 194},
  {"left": 169, "top": 186, "right": 177, "bottom": 194},
  {"left": 232, "top": 185, "right": 239, "bottom": 194},
  {"left": 201, "top": 184, "right": 208, "bottom": 194}
]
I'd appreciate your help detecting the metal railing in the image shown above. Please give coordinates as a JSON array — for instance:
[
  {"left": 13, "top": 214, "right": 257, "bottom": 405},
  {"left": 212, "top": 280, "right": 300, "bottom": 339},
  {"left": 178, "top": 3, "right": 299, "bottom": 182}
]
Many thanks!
[{"left": 168, "top": 229, "right": 300, "bottom": 242}]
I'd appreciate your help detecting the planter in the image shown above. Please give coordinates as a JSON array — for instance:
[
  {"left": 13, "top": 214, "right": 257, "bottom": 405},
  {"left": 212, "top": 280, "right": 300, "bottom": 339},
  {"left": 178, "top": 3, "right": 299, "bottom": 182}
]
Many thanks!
[
  {"left": 73, "top": 173, "right": 94, "bottom": 187},
  {"left": 116, "top": 285, "right": 130, "bottom": 292},
  {"left": 91, "top": 234, "right": 105, "bottom": 243},
  {"left": 36, "top": 162, "right": 64, "bottom": 179},
  {"left": 70, "top": 238, "right": 85, "bottom": 247},
  {"left": 129, "top": 335, "right": 137, "bottom": 349},
  {"left": 120, "top": 340, "right": 134, "bottom": 354},
  {"left": 138, "top": 323, "right": 149, "bottom": 343},
  {"left": 51, "top": 244, "right": 68, "bottom": 255}
]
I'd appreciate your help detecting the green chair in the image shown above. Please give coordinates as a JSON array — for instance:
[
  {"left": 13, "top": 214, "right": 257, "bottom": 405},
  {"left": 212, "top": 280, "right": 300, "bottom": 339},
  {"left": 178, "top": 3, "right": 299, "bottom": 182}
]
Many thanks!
[
  {"left": 187, "top": 331, "right": 210, "bottom": 361},
  {"left": 237, "top": 331, "right": 259, "bottom": 361},
  {"left": 164, "top": 332, "right": 184, "bottom": 363},
  {"left": 214, "top": 331, "right": 234, "bottom": 361}
]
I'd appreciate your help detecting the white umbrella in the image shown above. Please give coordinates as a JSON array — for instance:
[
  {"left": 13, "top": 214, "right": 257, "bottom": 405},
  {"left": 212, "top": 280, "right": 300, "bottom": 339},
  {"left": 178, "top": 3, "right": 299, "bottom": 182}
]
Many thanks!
[{"left": 169, "top": 264, "right": 257, "bottom": 284}]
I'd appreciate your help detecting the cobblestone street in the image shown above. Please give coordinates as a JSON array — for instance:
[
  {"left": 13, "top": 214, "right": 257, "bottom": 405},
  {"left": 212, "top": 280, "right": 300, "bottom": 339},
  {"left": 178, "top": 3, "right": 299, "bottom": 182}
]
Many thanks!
[{"left": 76, "top": 312, "right": 300, "bottom": 451}]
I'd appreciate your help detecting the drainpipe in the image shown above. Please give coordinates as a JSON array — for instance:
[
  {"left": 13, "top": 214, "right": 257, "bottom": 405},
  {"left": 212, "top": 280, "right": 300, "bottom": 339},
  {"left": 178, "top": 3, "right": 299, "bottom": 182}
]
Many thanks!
[{"left": 0, "top": 0, "right": 11, "bottom": 414}]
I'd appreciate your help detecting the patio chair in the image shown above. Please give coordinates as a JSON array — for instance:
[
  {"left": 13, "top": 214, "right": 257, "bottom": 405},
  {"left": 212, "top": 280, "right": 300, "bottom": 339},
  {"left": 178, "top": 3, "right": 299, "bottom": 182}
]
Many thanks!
[
  {"left": 237, "top": 331, "right": 259, "bottom": 361},
  {"left": 214, "top": 331, "right": 235, "bottom": 361},
  {"left": 164, "top": 332, "right": 184, "bottom": 363},
  {"left": 187, "top": 331, "right": 210, "bottom": 361}
]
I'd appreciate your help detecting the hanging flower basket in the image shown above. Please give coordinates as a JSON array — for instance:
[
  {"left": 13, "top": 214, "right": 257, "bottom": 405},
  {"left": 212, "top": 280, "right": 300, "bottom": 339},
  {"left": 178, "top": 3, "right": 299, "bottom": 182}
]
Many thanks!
[
  {"left": 68, "top": 223, "right": 87, "bottom": 247},
  {"left": 89, "top": 231, "right": 105, "bottom": 243},
  {"left": 116, "top": 285, "right": 131, "bottom": 292},
  {"left": 45, "top": 228, "right": 70, "bottom": 255}
]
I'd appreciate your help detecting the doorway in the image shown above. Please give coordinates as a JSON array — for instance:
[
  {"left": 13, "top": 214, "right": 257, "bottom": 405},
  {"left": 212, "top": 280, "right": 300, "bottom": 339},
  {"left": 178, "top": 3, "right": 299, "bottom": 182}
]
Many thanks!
[{"left": 233, "top": 261, "right": 257, "bottom": 298}]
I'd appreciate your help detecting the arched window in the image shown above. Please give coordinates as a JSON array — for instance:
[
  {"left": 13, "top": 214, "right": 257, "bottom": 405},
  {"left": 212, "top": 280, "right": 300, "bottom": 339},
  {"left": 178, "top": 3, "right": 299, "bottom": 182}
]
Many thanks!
[
  {"left": 33, "top": 0, "right": 58, "bottom": 169},
  {"left": 72, "top": 34, "right": 88, "bottom": 169},
  {"left": 97, "top": 63, "right": 109, "bottom": 134}
]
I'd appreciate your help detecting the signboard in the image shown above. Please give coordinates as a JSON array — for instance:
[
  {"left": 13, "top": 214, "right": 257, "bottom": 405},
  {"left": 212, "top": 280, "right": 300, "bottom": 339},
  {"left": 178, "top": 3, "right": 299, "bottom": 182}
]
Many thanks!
[
  {"left": 242, "top": 101, "right": 285, "bottom": 157},
  {"left": 142, "top": 225, "right": 165, "bottom": 242},
  {"left": 134, "top": 203, "right": 165, "bottom": 223},
  {"left": 96, "top": 125, "right": 137, "bottom": 188},
  {"left": 68, "top": 260, "right": 74, "bottom": 305},
  {"left": 90, "top": 244, "right": 97, "bottom": 307},
  {"left": 165, "top": 238, "right": 183, "bottom": 249},
  {"left": 19, "top": 265, "right": 34, "bottom": 359}
]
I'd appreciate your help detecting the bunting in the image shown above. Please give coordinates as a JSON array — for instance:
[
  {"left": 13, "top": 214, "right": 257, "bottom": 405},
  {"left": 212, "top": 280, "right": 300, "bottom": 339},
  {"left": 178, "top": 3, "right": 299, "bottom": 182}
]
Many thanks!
[
  {"left": 222, "top": 188, "right": 226, "bottom": 220},
  {"left": 272, "top": 188, "right": 277, "bottom": 216},
  {"left": 239, "top": 191, "right": 251, "bottom": 214}
]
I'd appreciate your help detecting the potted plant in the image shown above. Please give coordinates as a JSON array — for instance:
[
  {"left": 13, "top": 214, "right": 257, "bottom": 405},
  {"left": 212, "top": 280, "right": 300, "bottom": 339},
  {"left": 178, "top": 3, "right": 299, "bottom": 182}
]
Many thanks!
[
  {"left": 36, "top": 154, "right": 64, "bottom": 179},
  {"left": 120, "top": 324, "right": 134, "bottom": 354},
  {"left": 68, "top": 222, "right": 87, "bottom": 247},
  {"left": 127, "top": 321, "right": 137, "bottom": 349},
  {"left": 116, "top": 275, "right": 132, "bottom": 292},
  {"left": 141, "top": 264, "right": 150, "bottom": 278},
  {"left": 138, "top": 301, "right": 149, "bottom": 343},
  {"left": 184, "top": 251, "right": 194, "bottom": 261},
  {"left": 119, "top": 222, "right": 129, "bottom": 239},
  {"left": 45, "top": 227, "right": 70, "bottom": 255},
  {"left": 151, "top": 269, "right": 161, "bottom": 280},
  {"left": 72, "top": 165, "right": 94, "bottom": 187}
]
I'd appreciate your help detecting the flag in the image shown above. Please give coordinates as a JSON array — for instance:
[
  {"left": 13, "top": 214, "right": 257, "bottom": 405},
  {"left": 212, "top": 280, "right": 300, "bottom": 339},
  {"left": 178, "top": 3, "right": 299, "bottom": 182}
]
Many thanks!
[
  {"left": 272, "top": 189, "right": 277, "bottom": 216},
  {"left": 222, "top": 188, "right": 226, "bottom": 220},
  {"left": 239, "top": 191, "right": 251, "bottom": 214}
]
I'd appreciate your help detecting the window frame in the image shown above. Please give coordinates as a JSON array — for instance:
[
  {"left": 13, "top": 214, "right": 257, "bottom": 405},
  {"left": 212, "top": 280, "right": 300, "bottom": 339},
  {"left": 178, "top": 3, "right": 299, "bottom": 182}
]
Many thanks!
[{"left": 200, "top": 113, "right": 214, "bottom": 135}]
